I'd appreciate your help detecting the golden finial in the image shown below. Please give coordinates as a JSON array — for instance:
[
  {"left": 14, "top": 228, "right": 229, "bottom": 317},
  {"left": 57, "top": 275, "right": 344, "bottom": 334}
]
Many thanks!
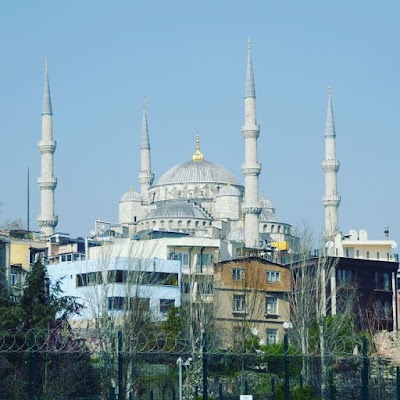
[
  {"left": 192, "top": 133, "right": 204, "bottom": 161},
  {"left": 227, "top": 180, "right": 231, "bottom": 187}
]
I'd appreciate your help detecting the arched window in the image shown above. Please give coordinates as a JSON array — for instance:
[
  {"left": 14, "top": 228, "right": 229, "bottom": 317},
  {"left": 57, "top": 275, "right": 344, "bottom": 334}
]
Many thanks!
[
  {"left": 271, "top": 225, "right": 275, "bottom": 233},
  {"left": 195, "top": 221, "right": 199, "bottom": 228},
  {"left": 203, "top": 221, "right": 207, "bottom": 226},
  {"left": 187, "top": 220, "right": 192, "bottom": 228},
  {"left": 168, "top": 220, "right": 173, "bottom": 229},
  {"left": 145, "top": 222, "right": 149, "bottom": 229},
  {"left": 278, "top": 225, "right": 281, "bottom": 233},
  {"left": 178, "top": 220, "right": 183, "bottom": 228},
  {"left": 263, "top": 224, "right": 267, "bottom": 233},
  {"left": 160, "top": 220, "right": 165, "bottom": 229},
  {"left": 152, "top": 221, "right": 156, "bottom": 228}
]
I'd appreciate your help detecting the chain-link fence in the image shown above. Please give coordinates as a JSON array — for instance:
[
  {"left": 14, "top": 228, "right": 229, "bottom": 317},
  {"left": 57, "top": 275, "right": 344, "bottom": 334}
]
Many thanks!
[{"left": 0, "top": 326, "right": 399, "bottom": 400}]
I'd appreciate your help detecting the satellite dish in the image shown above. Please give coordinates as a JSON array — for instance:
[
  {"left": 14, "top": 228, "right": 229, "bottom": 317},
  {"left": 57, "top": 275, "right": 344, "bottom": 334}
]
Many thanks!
[
  {"left": 325, "top": 241, "right": 334, "bottom": 249},
  {"left": 391, "top": 242, "right": 397, "bottom": 249},
  {"left": 250, "top": 327, "right": 258, "bottom": 336},
  {"left": 283, "top": 322, "right": 293, "bottom": 330}
]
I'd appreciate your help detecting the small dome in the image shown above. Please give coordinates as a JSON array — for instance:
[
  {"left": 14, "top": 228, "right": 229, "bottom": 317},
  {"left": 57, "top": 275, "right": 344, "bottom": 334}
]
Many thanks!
[
  {"left": 145, "top": 201, "right": 209, "bottom": 219},
  {"left": 217, "top": 184, "right": 240, "bottom": 197},
  {"left": 260, "top": 196, "right": 273, "bottom": 209},
  {"left": 120, "top": 188, "right": 142, "bottom": 202},
  {"left": 155, "top": 159, "right": 240, "bottom": 186},
  {"left": 225, "top": 227, "right": 245, "bottom": 242}
]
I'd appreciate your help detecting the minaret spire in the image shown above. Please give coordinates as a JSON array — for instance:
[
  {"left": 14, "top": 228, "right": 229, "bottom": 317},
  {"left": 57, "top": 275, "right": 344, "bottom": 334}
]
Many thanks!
[
  {"left": 38, "top": 59, "right": 58, "bottom": 236},
  {"left": 138, "top": 100, "right": 154, "bottom": 199},
  {"left": 322, "top": 85, "right": 341, "bottom": 240},
  {"left": 241, "top": 40, "right": 262, "bottom": 248}
]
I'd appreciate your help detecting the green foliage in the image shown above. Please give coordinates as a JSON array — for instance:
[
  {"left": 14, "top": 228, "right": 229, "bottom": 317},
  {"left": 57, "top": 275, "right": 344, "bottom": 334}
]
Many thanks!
[
  {"left": 276, "top": 383, "right": 320, "bottom": 400},
  {"left": 0, "top": 260, "right": 96, "bottom": 400},
  {"left": 260, "top": 343, "right": 302, "bottom": 376}
]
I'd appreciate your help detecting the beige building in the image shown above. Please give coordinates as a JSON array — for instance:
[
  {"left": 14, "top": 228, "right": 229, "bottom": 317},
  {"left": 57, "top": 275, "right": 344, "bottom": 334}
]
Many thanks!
[{"left": 214, "top": 257, "right": 290, "bottom": 346}]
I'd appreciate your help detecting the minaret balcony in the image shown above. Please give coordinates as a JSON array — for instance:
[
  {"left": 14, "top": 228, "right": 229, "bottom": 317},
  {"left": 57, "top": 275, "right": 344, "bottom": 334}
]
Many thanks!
[
  {"left": 38, "top": 177, "right": 57, "bottom": 190},
  {"left": 37, "top": 215, "right": 58, "bottom": 227},
  {"left": 38, "top": 140, "right": 57, "bottom": 154},
  {"left": 138, "top": 171, "right": 155, "bottom": 185},
  {"left": 241, "top": 126, "right": 260, "bottom": 139},
  {"left": 322, "top": 159, "right": 340, "bottom": 172},
  {"left": 241, "top": 163, "right": 262, "bottom": 176},
  {"left": 242, "top": 205, "right": 262, "bottom": 215},
  {"left": 322, "top": 194, "right": 341, "bottom": 207}
]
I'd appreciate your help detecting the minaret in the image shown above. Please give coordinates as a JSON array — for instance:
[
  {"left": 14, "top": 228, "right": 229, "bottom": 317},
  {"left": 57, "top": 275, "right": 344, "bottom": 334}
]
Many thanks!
[
  {"left": 138, "top": 100, "right": 154, "bottom": 199},
  {"left": 241, "top": 40, "right": 262, "bottom": 248},
  {"left": 322, "top": 85, "right": 341, "bottom": 239},
  {"left": 37, "top": 59, "right": 58, "bottom": 236}
]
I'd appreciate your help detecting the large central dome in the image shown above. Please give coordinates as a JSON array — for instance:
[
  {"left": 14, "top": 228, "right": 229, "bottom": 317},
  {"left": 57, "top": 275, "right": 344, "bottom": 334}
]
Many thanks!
[{"left": 155, "top": 159, "right": 240, "bottom": 186}]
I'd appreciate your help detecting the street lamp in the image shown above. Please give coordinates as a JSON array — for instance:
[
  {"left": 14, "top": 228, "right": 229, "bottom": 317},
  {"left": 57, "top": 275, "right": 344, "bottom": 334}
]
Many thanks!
[
  {"left": 283, "top": 322, "right": 293, "bottom": 400},
  {"left": 177, "top": 357, "right": 192, "bottom": 400}
]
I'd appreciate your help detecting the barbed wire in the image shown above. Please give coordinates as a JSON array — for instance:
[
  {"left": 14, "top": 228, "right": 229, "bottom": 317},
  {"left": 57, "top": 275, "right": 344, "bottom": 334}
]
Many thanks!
[{"left": 0, "top": 323, "right": 368, "bottom": 357}]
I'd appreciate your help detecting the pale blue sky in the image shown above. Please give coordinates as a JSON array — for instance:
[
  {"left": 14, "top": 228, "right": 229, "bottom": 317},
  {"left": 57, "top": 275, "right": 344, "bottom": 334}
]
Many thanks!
[{"left": 1, "top": 1, "right": 399, "bottom": 245}]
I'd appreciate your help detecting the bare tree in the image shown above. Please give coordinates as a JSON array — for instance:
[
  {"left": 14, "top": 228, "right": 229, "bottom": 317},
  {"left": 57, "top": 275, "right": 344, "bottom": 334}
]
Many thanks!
[{"left": 289, "top": 225, "right": 360, "bottom": 399}]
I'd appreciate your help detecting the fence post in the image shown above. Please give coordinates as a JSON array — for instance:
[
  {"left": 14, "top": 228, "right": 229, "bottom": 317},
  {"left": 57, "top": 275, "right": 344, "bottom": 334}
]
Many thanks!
[
  {"left": 284, "top": 333, "right": 290, "bottom": 400},
  {"left": 28, "top": 330, "right": 35, "bottom": 400},
  {"left": 361, "top": 336, "right": 369, "bottom": 400},
  {"left": 202, "top": 331, "right": 208, "bottom": 400},
  {"left": 195, "top": 385, "right": 198, "bottom": 399},
  {"left": 149, "top": 390, "right": 154, "bottom": 400},
  {"left": 118, "top": 330, "right": 124, "bottom": 400},
  {"left": 109, "top": 387, "right": 117, "bottom": 400},
  {"left": 299, "top": 372, "right": 303, "bottom": 388},
  {"left": 271, "top": 376, "right": 275, "bottom": 400},
  {"left": 172, "top": 386, "right": 176, "bottom": 400},
  {"left": 397, "top": 366, "right": 400, "bottom": 400},
  {"left": 244, "top": 380, "right": 249, "bottom": 395},
  {"left": 218, "top": 382, "right": 223, "bottom": 399}
]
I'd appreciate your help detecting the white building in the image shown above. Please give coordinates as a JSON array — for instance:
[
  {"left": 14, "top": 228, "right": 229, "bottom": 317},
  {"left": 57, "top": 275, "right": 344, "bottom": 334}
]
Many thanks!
[{"left": 47, "top": 257, "right": 181, "bottom": 322}]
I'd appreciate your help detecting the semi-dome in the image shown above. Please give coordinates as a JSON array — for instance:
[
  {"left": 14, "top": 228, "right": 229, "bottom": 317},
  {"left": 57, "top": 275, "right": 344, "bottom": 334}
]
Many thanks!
[
  {"left": 120, "top": 188, "right": 142, "bottom": 202},
  {"left": 217, "top": 184, "right": 241, "bottom": 197},
  {"left": 145, "top": 201, "right": 209, "bottom": 219},
  {"left": 259, "top": 209, "right": 280, "bottom": 223},
  {"left": 225, "top": 227, "right": 245, "bottom": 242},
  {"left": 155, "top": 159, "right": 240, "bottom": 186}
]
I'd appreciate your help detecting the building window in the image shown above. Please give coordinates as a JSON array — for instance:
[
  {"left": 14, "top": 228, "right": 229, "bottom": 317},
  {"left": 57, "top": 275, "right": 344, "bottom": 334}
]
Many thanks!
[
  {"left": 232, "top": 268, "right": 245, "bottom": 280},
  {"left": 232, "top": 295, "right": 245, "bottom": 313},
  {"left": 160, "top": 299, "right": 175, "bottom": 315},
  {"left": 374, "top": 272, "right": 390, "bottom": 291},
  {"left": 337, "top": 269, "right": 353, "bottom": 283},
  {"left": 9, "top": 273, "right": 17, "bottom": 287},
  {"left": 377, "top": 252, "right": 380, "bottom": 260},
  {"left": 356, "top": 250, "right": 359, "bottom": 258},
  {"left": 367, "top": 251, "right": 370, "bottom": 259},
  {"left": 108, "top": 297, "right": 126, "bottom": 311},
  {"left": 266, "top": 271, "right": 280, "bottom": 283},
  {"left": 266, "top": 297, "right": 278, "bottom": 315},
  {"left": 175, "top": 252, "right": 189, "bottom": 267},
  {"left": 345, "top": 249, "right": 349, "bottom": 257},
  {"left": 266, "top": 329, "right": 278, "bottom": 345}
]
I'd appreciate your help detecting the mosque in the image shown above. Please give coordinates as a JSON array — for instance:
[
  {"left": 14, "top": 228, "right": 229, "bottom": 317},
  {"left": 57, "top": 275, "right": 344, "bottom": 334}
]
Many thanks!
[
  {"left": 116, "top": 42, "right": 297, "bottom": 251},
  {"left": 37, "top": 41, "right": 297, "bottom": 254},
  {"left": 36, "top": 40, "right": 398, "bottom": 263}
]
